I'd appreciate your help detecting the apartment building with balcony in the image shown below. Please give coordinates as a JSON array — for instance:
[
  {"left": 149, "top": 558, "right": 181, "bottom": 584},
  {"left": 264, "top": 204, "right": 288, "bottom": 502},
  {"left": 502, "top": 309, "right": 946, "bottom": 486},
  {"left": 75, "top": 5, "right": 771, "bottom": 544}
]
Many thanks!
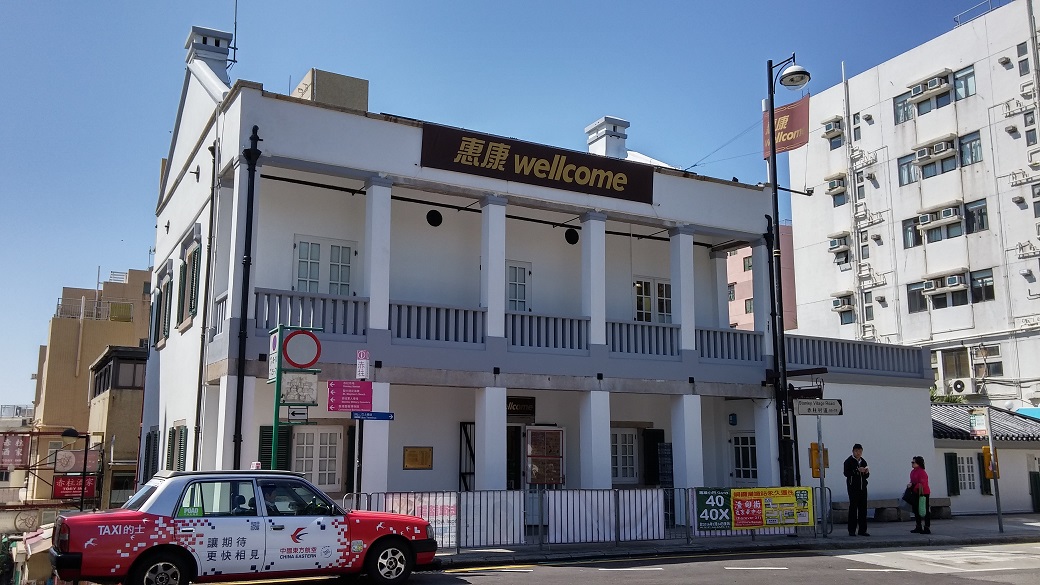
[
  {"left": 144, "top": 26, "right": 932, "bottom": 502},
  {"left": 789, "top": 0, "right": 1040, "bottom": 412},
  {"left": 27, "top": 270, "right": 151, "bottom": 507}
]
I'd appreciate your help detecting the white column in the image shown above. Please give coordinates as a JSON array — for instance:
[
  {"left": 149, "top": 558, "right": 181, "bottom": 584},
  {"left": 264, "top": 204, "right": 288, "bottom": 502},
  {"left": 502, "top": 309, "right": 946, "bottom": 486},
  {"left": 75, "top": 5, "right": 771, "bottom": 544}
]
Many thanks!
[
  {"left": 669, "top": 394, "right": 704, "bottom": 489},
  {"left": 214, "top": 374, "right": 254, "bottom": 470},
  {"left": 579, "top": 391, "right": 612, "bottom": 488},
  {"left": 364, "top": 177, "right": 393, "bottom": 330},
  {"left": 360, "top": 382, "right": 391, "bottom": 493},
  {"left": 475, "top": 387, "right": 507, "bottom": 490},
  {"left": 669, "top": 225, "right": 697, "bottom": 351},
  {"left": 753, "top": 398, "right": 780, "bottom": 486},
  {"left": 750, "top": 240, "right": 773, "bottom": 354},
  {"left": 481, "top": 195, "right": 507, "bottom": 337},
  {"left": 711, "top": 251, "right": 731, "bottom": 328},
  {"left": 223, "top": 158, "right": 260, "bottom": 329},
  {"left": 581, "top": 212, "right": 607, "bottom": 345}
]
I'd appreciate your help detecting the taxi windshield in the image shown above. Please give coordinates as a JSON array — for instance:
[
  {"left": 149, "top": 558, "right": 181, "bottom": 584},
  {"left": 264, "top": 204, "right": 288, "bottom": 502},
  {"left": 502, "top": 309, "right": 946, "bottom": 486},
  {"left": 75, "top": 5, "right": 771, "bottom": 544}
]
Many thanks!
[{"left": 121, "top": 484, "right": 157, "bottom": 511}]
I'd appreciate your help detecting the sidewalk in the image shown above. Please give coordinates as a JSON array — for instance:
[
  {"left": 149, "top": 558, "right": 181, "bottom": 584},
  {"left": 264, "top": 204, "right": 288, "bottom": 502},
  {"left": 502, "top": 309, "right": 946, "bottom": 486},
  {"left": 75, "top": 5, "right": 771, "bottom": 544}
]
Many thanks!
[{"left": 431, "top": 513, "right": 1040, "bottom": 569}]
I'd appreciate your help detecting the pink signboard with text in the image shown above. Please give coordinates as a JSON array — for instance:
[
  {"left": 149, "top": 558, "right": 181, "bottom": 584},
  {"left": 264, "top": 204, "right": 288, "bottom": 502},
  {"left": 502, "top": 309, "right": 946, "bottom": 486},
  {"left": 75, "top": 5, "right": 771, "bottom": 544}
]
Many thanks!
[
  {"left": 52, "top": 475, "right": 97, "bottom": 499},
  {"left": 0, "top": 434, "right": 30, "bottom": 467},
  {"left": 328, "top": 380, "right": 373, "bottom": 412}
]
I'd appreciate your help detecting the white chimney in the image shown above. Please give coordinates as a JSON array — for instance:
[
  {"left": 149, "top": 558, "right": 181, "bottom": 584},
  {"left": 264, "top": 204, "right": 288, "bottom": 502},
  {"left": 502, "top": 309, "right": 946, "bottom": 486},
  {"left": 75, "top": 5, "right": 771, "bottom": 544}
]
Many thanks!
[
  {"left": 184, "top": 26, "right": 234, "bottom": 85},
  {"left": 585, "top": 116, "right": 630, "bottom": 159}
]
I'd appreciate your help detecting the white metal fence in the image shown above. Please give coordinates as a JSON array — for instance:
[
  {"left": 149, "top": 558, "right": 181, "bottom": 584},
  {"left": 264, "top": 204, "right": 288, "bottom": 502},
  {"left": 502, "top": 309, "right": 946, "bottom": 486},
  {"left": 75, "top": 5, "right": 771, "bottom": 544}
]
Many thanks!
[{"left": 343, "top": 487, "right": 829, "bottom": 552}]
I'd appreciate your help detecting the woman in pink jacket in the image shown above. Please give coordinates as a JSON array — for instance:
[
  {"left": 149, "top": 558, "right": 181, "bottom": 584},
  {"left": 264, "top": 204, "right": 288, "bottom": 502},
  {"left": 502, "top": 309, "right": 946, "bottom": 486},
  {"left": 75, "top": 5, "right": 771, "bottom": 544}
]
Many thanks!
[{"left": 909, "top": 455, "right": 931, "bottom": 534}]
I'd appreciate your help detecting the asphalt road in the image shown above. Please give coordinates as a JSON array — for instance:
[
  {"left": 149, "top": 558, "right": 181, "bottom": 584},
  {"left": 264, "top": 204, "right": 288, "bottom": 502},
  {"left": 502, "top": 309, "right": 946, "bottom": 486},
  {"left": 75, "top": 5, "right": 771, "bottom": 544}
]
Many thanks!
[{"left": 408, "top": 542, "right": 1040, "bottom": 585}]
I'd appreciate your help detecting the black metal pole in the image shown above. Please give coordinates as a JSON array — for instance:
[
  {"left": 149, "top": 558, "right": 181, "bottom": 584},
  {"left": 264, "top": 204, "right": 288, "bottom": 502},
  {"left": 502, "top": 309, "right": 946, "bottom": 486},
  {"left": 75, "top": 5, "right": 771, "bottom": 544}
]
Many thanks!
[
  {"left": 79, "top": 434, "right": 88, "bottom": 511},
  {"left": 767, "top": 58, "right": 794, "bottom": 486},
  {"left": 233, "top": 126, "right": 262, "bottom": 468}
]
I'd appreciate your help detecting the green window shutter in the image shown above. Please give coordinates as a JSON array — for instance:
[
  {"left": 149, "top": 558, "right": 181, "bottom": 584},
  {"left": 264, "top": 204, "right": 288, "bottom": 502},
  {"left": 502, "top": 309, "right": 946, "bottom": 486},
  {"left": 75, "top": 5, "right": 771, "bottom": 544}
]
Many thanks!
[
  {"left": 166, "top": 427, "right": 176, "bottom": 470},
  {"left": 162, "top": 281, "right": 173, "bottom": 337},
  {"left": 148, "top": 430, "right": 160, "bottom": 476},
  {"left": 944, "top": 452, "right": 960, "bottom": 496},
  {"left": 978, "top": 452, "right": 992, "bottom": 495},
  {"left": 176, "top": 426, "right": 188, "bottom": 471},
  {"left": 142, "top": 432, "right": 153, "bottom": 479},
  {"left": 152, "top": 292, "right": 163, "bottom": 344},
  {"left": 188, "top": 247, "right": 201, "bottom": 317},
  {"left": 177, "top": 262, "right": 188, "bottom": 323},
  {"left": 258, "top": 426, "right": 292, "bottom": 470}
]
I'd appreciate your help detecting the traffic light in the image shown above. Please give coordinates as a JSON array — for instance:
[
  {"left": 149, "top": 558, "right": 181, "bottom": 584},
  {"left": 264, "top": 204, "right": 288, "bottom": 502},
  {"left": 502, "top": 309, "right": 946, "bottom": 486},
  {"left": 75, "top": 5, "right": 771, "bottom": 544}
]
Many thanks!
[
  {"left": 808, "top": 443, "right": 829, "bottom": 478},
  {"left": 982, "top": 446, "right": 1000, "bottom": 479}
]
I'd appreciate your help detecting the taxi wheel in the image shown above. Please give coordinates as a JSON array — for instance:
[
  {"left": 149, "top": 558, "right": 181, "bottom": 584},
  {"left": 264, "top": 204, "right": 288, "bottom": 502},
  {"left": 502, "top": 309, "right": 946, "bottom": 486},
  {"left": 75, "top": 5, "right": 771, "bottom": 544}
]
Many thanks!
[
  {"left": 129, "top": 552, "right": 190, "bottom": 585},
  {"left": 365, "top": 539, "right": 413, "bottom": 585}
]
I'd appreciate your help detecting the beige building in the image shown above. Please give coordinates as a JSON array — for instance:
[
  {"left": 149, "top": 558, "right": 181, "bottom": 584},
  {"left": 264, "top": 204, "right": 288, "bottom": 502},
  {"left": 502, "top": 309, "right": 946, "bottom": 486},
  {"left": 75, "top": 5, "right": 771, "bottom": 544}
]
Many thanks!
[
  {"left": 27, "top": 269, "right": 151, "bottom": 510},
  {"left": 87, "top": 345, "right": 147, "bottom": 508},
  {"left": 726, "top": 224, "right": 797, "bottom": 330}
]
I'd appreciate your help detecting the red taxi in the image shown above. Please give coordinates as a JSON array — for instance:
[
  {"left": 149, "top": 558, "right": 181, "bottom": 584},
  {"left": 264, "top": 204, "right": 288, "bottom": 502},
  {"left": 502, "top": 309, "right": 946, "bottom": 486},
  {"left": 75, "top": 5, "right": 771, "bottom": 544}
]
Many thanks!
[{"left": 50, "top": 470, "right": 438, "bottom": 585}]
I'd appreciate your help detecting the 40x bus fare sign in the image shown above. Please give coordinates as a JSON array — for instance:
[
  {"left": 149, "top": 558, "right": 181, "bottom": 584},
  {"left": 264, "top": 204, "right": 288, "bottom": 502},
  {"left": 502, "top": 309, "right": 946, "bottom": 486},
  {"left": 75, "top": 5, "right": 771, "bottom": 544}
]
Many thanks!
[{"left": 695, "top": 487, "right": 814, "bottom": 531}]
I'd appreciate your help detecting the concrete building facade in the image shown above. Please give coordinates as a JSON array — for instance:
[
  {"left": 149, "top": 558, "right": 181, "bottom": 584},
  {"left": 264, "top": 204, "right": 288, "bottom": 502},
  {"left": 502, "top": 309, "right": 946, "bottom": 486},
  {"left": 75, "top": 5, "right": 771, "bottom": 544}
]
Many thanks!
[
  {"left": 144, "top": 26, "right": 931, "bottom": 508},
  {"left": 789, "top": 0, "right": 1040, "bottom": 409},
  {"left": 726, "top": 224, "right": 797, "bottom": 330}
]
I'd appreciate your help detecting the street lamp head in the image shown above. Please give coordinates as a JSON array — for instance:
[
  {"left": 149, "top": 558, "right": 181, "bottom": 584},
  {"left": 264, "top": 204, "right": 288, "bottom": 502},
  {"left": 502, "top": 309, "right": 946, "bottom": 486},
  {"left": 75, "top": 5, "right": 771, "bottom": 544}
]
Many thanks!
[
  {"left": 779, "top": 64, "right": 811, "bottom": 89},
  {"left": 61, "top": 427, "right": 80, "bottom": 447}
]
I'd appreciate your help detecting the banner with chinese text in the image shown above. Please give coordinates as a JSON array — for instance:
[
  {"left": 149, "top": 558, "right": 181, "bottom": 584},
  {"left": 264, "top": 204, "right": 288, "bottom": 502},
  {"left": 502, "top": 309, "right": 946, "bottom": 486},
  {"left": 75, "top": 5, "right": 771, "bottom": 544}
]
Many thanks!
[
  {"left": 762, "top": 95, "right": 810, "bottom": 159},
  {"left": 695, "top": 486, "right": 814, "bottom": 530}
]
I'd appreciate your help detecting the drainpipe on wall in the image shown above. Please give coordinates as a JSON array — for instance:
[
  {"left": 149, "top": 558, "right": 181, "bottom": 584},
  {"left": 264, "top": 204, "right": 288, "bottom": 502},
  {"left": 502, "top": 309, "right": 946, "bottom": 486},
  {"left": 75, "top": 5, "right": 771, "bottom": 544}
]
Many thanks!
[
  {"left": 233, "top": 126, "right": 262, "bottom": 468},
  {"left": 192, "top": 142, "right": 220, "bottom": 469}
]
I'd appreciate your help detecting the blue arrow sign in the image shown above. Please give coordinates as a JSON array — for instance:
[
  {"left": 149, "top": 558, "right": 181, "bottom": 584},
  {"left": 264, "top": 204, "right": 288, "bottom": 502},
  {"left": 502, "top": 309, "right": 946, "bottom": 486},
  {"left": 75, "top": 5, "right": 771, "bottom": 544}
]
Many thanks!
[{"left": 351, "top": 411, "right": 395, "bottom": 421}]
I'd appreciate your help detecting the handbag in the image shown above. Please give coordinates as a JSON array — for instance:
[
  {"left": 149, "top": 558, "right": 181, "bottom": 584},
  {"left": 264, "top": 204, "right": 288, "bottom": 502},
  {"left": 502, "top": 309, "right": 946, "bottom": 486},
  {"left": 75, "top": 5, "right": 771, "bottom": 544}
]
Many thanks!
[{"left": 902, "top": 486, "right": 917, "bottom": 506}]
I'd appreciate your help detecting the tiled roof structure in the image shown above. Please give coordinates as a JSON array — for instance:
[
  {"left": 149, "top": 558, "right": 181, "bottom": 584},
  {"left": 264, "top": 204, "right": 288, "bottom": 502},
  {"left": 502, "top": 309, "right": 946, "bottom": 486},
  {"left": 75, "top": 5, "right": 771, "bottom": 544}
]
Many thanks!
[{"left": 931, "top": 403, "right": 1040, "bottom": 441}]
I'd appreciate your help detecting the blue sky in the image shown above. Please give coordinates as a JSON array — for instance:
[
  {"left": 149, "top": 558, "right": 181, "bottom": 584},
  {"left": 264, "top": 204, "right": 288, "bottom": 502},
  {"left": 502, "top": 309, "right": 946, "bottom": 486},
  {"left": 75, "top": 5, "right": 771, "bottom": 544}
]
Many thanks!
[{"left": 0, "top": 0, "right": 1001, "bottom": 404}]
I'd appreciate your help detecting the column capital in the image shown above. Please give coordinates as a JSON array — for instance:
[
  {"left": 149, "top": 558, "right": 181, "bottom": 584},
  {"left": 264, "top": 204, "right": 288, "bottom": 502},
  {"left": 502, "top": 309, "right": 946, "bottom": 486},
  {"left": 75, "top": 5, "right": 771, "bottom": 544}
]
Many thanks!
[
  {"left": 581, "top": 210, "right": 607, "bottom": 223},
  {"left": 365, "top": 175, "right": 394, "bottom": 189},
  {"left": 668, "top": 224, "right": 696, "bottom": 237},
  {"left": 481, "top": 194, "right": 508, "bottom": 208}
]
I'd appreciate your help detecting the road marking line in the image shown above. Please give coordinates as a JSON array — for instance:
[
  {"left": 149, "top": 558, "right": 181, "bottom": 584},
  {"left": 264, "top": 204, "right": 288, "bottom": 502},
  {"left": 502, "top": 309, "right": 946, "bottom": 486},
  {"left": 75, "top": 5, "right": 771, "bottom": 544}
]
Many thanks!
[
  {"left": 724, "top": 567, "right": 788, "bottom": 570},
  {"left": 598, "top": 568, "right": 663, "bottom": 571},
  {"left": 847, "top": 569, "right": 910, "bottom": 572}
]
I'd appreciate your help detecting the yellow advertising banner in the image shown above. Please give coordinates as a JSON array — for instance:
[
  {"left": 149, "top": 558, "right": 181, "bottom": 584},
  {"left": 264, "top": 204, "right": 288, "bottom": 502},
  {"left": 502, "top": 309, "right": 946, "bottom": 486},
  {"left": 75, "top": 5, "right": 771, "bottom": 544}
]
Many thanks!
[{"left": 731, "top": 486, "right": 814, "bottom": 528}]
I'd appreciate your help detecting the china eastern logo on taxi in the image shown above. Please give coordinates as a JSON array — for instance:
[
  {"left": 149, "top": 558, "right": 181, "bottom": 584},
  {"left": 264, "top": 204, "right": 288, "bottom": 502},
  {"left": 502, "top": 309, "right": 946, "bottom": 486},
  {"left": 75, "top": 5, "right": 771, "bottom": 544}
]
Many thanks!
[{"left": 420, "top": 124, "right": 653, "bottom": 204}]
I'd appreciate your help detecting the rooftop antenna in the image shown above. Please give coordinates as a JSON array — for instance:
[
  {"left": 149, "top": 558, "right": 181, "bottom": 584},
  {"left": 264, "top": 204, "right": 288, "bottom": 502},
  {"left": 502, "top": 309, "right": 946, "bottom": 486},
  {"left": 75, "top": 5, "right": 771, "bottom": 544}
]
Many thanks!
[{"left": 227, "top": 0, "right": 239, "bottom": 71}]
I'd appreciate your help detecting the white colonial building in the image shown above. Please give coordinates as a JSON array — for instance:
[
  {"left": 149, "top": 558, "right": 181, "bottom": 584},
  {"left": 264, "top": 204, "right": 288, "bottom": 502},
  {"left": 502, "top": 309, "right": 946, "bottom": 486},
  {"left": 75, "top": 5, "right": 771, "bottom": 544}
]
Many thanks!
[{"left": 143, "top": 25, "right": 931, "bottom": 508}]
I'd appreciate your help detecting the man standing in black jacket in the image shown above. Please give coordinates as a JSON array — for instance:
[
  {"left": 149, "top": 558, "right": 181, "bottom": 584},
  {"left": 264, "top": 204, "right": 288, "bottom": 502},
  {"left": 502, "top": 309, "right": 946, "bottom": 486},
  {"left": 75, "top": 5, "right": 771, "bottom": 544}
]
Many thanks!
[{"left": 843, "top": 443, "right": 870, "bottom": 536}]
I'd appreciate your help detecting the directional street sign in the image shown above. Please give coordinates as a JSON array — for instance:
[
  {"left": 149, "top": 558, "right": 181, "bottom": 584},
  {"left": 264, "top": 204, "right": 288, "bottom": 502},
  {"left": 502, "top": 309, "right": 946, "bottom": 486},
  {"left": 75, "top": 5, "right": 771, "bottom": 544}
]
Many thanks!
[
  {"left": 794, "top": 398, "right": 843, "bottom": 416},
  {"left": 350, "top": 411, "right": 395, "bottom": 421},
  {"left": 286, "top": 407, "right": 309, "bottom": 422}
]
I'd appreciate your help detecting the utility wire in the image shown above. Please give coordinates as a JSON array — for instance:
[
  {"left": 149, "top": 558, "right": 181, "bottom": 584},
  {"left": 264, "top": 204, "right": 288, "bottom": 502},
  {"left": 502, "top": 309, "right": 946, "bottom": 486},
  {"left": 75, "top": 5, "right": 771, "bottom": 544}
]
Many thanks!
[{"left": 682, "top": 119, "right": 761, "bottom": 171}]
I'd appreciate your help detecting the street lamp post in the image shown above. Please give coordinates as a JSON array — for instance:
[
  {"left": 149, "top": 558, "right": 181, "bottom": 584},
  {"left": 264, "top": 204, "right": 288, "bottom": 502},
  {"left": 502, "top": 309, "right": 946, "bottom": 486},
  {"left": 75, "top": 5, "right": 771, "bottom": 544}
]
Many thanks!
[
  {"left": 61, "top": 428, "right": 89, "bottom": 511},
  {"left": 765, "top": 54, "right": 810, "bottom": 487}
]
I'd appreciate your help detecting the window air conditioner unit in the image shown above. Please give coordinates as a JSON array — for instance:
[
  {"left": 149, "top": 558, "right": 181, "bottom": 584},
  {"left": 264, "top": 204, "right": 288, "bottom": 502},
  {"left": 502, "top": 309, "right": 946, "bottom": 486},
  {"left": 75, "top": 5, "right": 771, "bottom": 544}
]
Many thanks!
[
  {"left": 947, "top": 377, "right": 976, "bottom": 394},
  {"left": 999, "top": 56, "right": 1011, "bottom": 65},
  {"left": 1006, "top": 124, "right": 1019, "bottom": 133},
  {"left": 824, "top": 121, "right": 842, "bottom": 134},
  {"left": 916, "top": 148, "right": 932, "bottom": 161},
  {"left": 940, "top": 207, "right": 960, "bottom": 219},
  {"left": 910, "top": 84, "right": 925, "bottom": 97},
  {"left": 862, "top": 113, "right": 873, "bottom": 122},
  {"left": 932, "top": 142, "right": 952, "bottom": 155},
  {"left": 918, "top": 214, "right": 933, "bottom": 225},
  {"left": 865, "top": 172, "right": 876, "bottom": 180},
  {"left": 945, "top": 274, "right": 966, "bottom": 287},
  {"left": 922, "top": 280, "right": 937, "bottom": 291},
  {"left": 927, "top": 77, "right": 947, "bottom": 90},
  {"left": 828, "top": 179, "right": 845, "bottom": 190},
  {"left": 831, "top": 298, "right": 853, "bottom": 312},
  {"left": 828, "top": 239, "right": 841, "bottom": 250}
]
